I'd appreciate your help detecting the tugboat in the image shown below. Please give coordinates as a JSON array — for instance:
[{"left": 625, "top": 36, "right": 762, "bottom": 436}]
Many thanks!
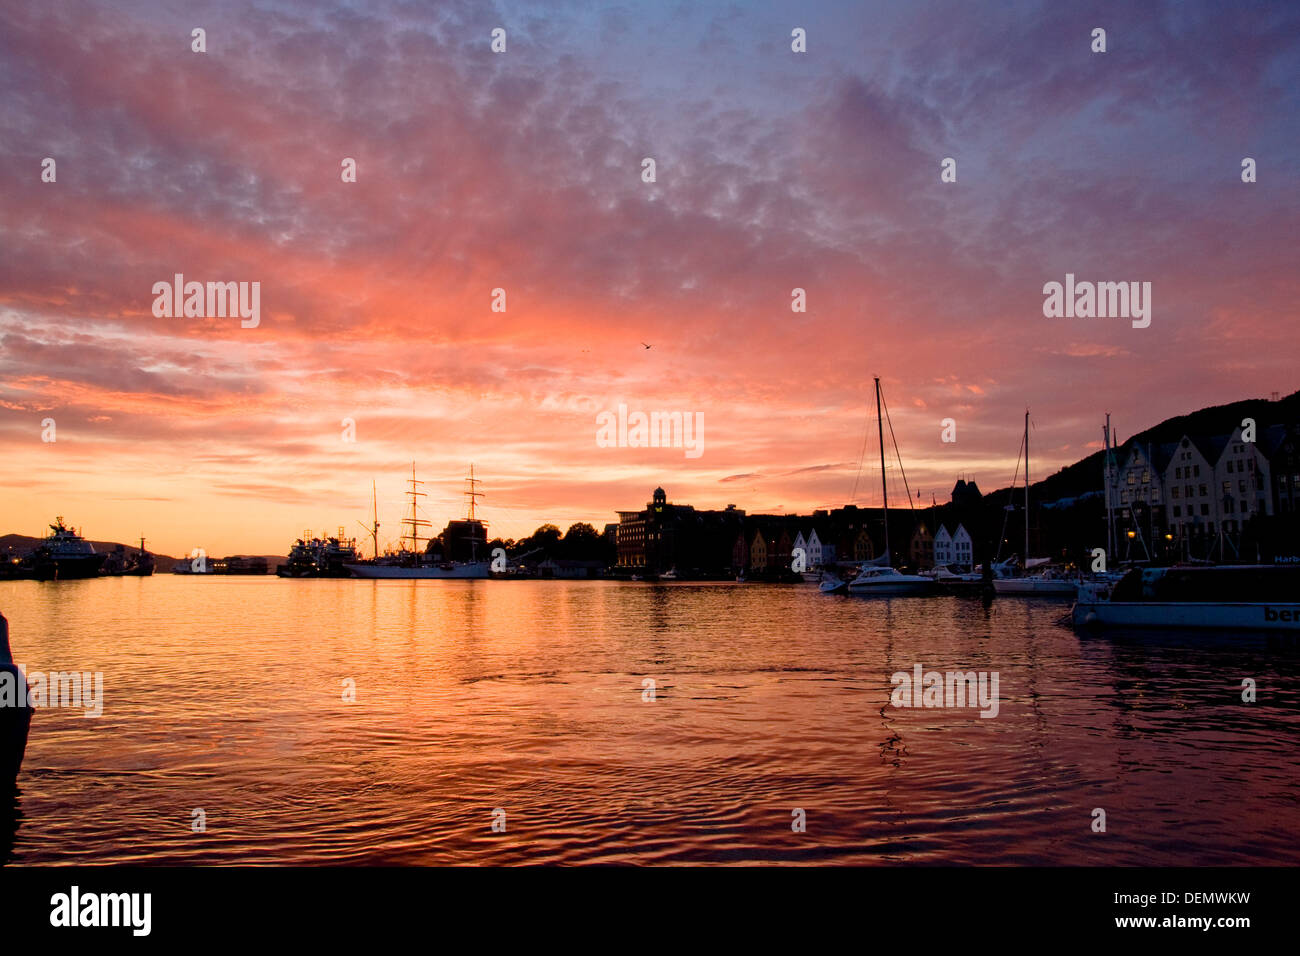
[{"left": 26, "top": 518, "right": 106, "bottom": 580}]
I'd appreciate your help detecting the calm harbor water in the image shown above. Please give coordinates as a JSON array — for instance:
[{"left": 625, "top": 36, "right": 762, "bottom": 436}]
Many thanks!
[{"left": 2, "top": 577, "right": 1297, "bottom": 865}]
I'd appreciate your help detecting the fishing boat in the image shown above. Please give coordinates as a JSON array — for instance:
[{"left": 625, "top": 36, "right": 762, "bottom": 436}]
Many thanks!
[
  {"left": 844, "top": 378, "right": 935, "bottom": 597},
  {"left": 1072, "top": 564, "right": 1300, "bottom": 631},
  {"left": 25, "top": 518, "right": 107, "bottom": 580},
  {"left": 345, "top": 465, "right": 491, "bottom": 579}
]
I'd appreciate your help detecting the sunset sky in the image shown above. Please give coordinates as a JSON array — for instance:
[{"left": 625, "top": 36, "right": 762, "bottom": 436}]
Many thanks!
[{"left": 2, "top": 0, "right": 1298, "bottom": 556}]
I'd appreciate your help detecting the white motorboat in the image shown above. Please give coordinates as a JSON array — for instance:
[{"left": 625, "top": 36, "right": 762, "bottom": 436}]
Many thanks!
[{"left": 847, "top": 565, "right": 935, "bottom": 595}]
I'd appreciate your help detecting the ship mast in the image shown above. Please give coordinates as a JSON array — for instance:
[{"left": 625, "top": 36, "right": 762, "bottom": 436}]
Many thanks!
[
  {"left": 876, "top": 376, "right": 890, "bottom": 565},
  {"left": 464, "top": 464, "right": 485, "bottom": 562},
  {"left": 1024, "top": 409, "right": 1030, "bottom": 564},
  {"left": 402, "top": 462, "right": 431, "bottom": 553}
]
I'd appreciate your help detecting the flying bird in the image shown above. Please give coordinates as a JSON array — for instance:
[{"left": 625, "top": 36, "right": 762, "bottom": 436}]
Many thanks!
[{"left": 641, "top": 342, "right": 652, "bottom": 349}]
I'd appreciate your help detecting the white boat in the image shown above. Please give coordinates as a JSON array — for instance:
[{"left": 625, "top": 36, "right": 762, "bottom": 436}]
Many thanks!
[
  {"left": 1073, "top": 565, "right": 1300, "bottom": 631},
  {"left": 923, "top": 564, "right": 986, "bottom": 592},
  {"left": 346, "top": 561, "right": 490, "bottom": 579},
  {"left": 993, "top": 565, "right": 1079, "bottom": 596},
  {"left": 847, "top": 565, "right": 935, "bottom": 595}
]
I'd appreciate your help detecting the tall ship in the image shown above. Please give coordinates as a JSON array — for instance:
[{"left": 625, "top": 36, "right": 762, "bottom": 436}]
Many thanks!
[
  {"left": 344, "top": 465, "right": 492, "bottom": 579},
  {"left": 26, "top": 518, "right": 107, "bottom": 580}
]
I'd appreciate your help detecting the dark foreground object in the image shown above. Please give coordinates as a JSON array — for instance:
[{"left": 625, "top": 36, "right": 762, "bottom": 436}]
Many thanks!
[{"left": 0, "top": 614, "right": 33, "bottom": 784}]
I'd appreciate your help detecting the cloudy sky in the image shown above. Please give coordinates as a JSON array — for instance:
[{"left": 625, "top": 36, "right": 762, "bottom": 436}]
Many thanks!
[{"left": 1, "top": 0, "right": 1297, "bottom": 555}]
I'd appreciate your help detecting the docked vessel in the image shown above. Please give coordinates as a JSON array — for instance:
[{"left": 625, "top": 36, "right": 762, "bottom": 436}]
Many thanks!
[
  {"left": 1072, "top": 564, "right": 1300, "bottom": 631},
  {"left": 993, "top": 560, "right": 1079, "bottom": 596},
  {"left": 924, "top": 564, "right": 986, "bottom": 591},
  {"left": 344, "top": 465, "right": 491, "bottom": 579},
  {"left": 844, "top": 378, "right": 935, "bottom": 597},
  {"left": 847, "top": 565, "right": 935, "bottom": 595},
  {"left": 25, "top": 518, "right": 107, "bottom": 580},
  {"left": 277, "top": 530, "right": 359, "bottom": 578},
  {"left": 818, "top": 571, "right": 848, "bottom": 594},
  {"left": 992, "top": 411, "right": 1079, "bottom": 598},
  {"left": 100, "top": 536, "right": 155, "bottom": 576}
]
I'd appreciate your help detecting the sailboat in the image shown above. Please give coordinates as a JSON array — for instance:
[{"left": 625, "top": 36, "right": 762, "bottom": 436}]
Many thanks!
[
  {"left": 846, "top": 378, "right": 935, "bottom": 596},
  {"left": 993, "top": 410, "right": 1078, "bottom": 597},
  {"left": 344, "top": 465, "right": 492, "bottom": 579}
]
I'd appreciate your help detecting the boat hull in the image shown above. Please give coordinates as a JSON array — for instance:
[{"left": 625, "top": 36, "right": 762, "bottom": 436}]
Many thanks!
[
  {"left": 993, "top": 578, "right": 1078, "bottom": 597},
  {"left": 847, "top": 580, "right": 935, "bottom": 595},
  {"left": 29, "top": 555, "right": 107, "bottom": 581},
  {"left": 1073, "top": 601, "right": 1300, "bottom": 631},
  {"left": 344, "top": 562, "right": 491, "bottom": 579}
]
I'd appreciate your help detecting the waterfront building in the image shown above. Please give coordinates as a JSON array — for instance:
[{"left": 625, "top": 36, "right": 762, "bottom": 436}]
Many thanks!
[
  {"left": 615, "top": 488, "right": 746, "bottom": 574},
  {"left": 951, "top": 524, "right": 974, "bottom": 569},
  {"left": 933, "top": 524, "right": 953, "bottom": 566},
  {"left": 1264, "top": 424, "right": 1300, "bottom": 514},
  {"left": 1212, "top": 424, "right": 1273, "bottom": 540}
]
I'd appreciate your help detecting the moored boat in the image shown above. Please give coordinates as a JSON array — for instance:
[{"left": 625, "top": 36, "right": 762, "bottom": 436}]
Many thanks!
[
  {"left": 993, "top": 564, "right": 1079, "bottom": 597},
  {"left": 842, "top": 377, "right": 935, "bottom": 597},
  {"left": 847, "top": 565, "right": 935, "bottom": 595},
  {"left": 818, "top": 570, "right": 848, "bottom": 594},
  {"left": 26, "top": 518, "right": 106, "bottom": 580},
  {"left": 1072, "top": 564, "right": 1300, "bottom": 631},
  {"left": 344, "top": 464, "right": 492, "bottom": 579}
]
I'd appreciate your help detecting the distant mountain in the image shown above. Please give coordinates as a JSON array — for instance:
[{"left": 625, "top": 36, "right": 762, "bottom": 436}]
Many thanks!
[
  {"left": 0, "top": 533, "right": 181, "bottom": 568},
  {"left": 992, "top": 388, "right": 1300, "bottom": 506}
]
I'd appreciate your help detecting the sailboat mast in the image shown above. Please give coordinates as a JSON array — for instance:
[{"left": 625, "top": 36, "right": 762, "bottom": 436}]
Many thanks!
[
  {"left": 1104, "top": 414, "right": 1117, "bottom": 562},
  {"left": 876, "top": 376, "right": 890, "bottom": 564},
  {"left": 372, "top": 479, "right": 380, "bottom": 559},
  {"left": 1024, "top": 409, "right": 1030, "bottom": 563}
]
